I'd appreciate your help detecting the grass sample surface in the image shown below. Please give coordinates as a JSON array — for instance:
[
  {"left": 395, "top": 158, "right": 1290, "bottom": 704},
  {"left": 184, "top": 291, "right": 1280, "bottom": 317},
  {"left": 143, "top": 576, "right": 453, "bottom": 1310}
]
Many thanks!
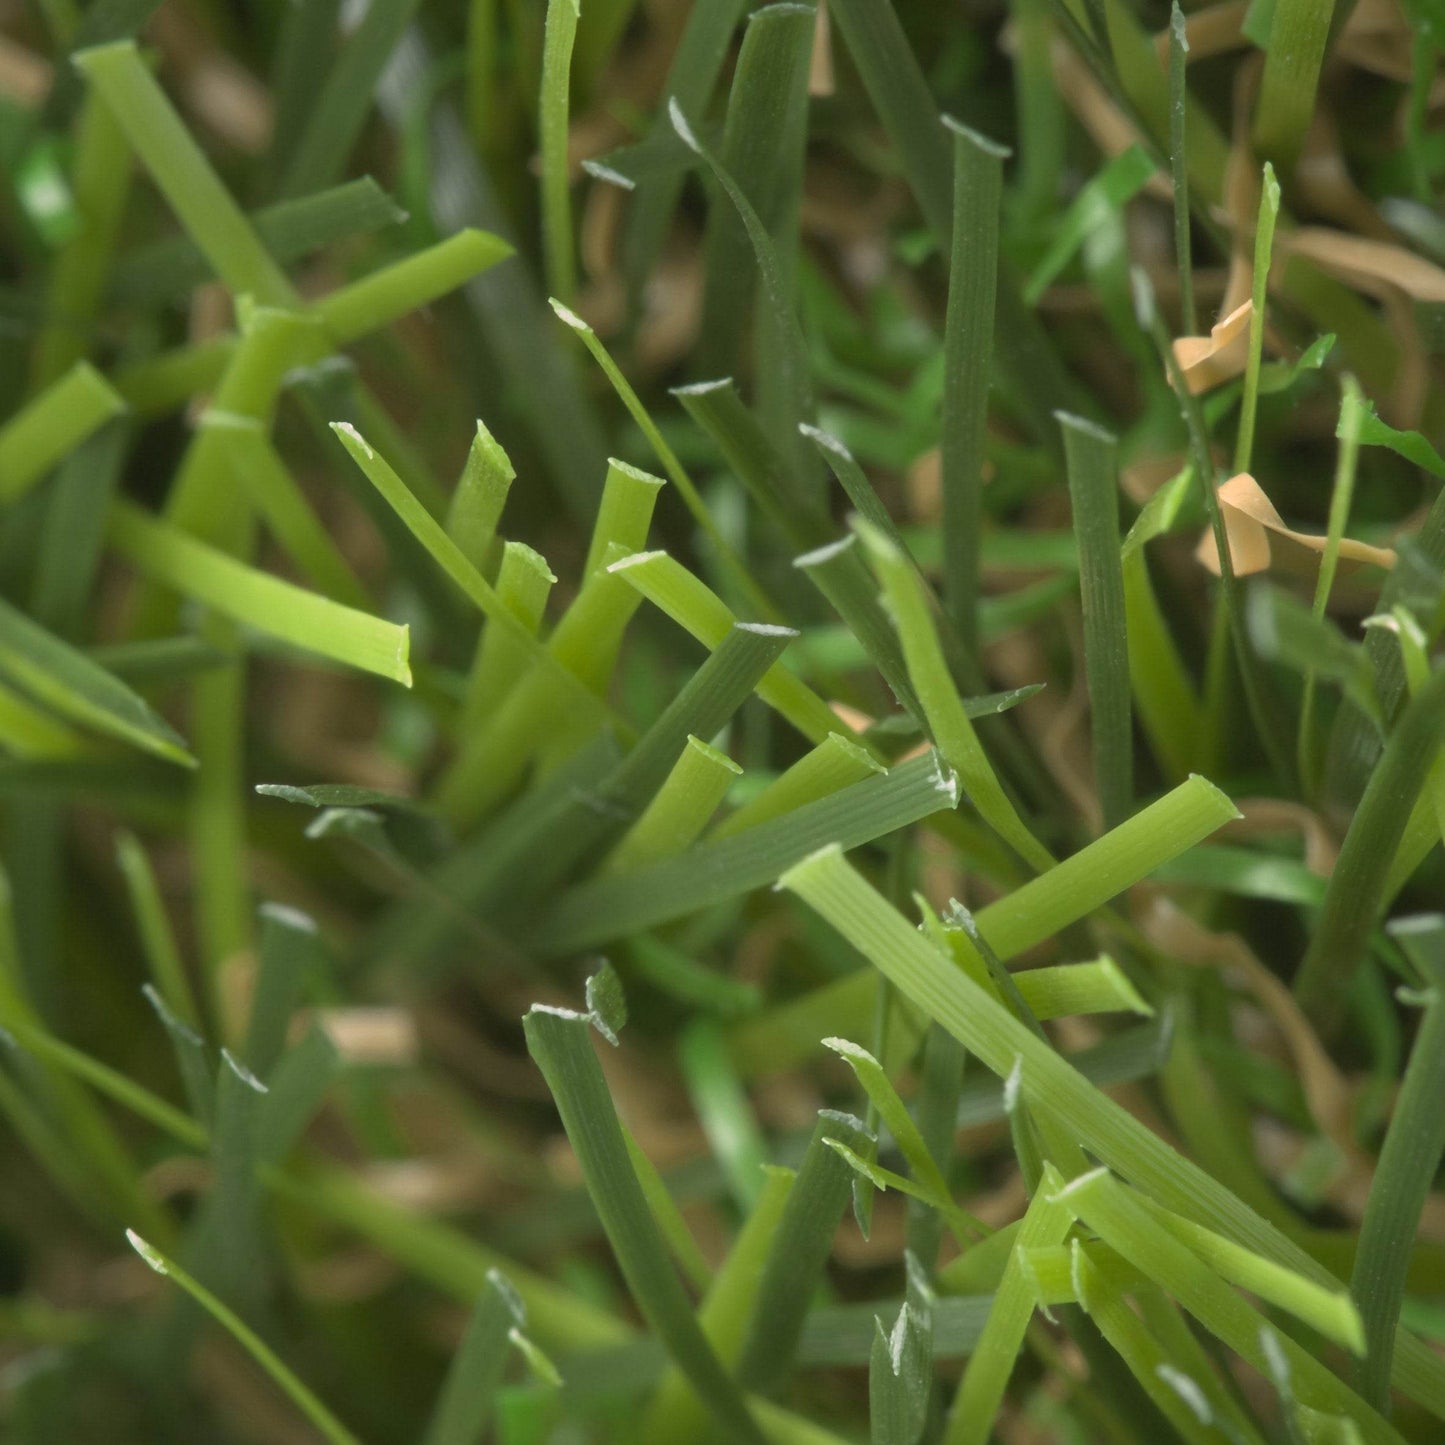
[{"left": 0, "top": 1, "right": 1442, "bottom": 1443}]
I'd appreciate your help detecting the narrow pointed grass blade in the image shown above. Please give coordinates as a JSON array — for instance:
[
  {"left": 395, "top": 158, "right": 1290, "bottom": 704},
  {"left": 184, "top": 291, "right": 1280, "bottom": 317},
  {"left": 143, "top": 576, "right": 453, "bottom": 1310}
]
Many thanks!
[
  {"left": 243, "top": 904, "right": 324, "bottom": 1082},
  {"left": 522, "top": 1004, "right": 766, "bottom": 1444},
  {"left": 125, "top": 1231, "right": 360, "bottom": 1445},
  {"left": 1293, "top": 667, "right": 1445, "bottom": 1028},
  {"left": 277, "top": 0, "right": 423, "bottom": 199},
  {"left": 939, "top": 118, "right": 1006, "bottom": 650},
  {"left": 697, "top": 3, "right": 814, "bottom": 381},
  {"left": 141, "top": 983, "right": 213, "bottom": 1126},
  {"left": 856, "top": 519, "right": 1051, "bottom": 872},
  {"left": 539, "top": 0, "right": 581, "bottom": 301}
]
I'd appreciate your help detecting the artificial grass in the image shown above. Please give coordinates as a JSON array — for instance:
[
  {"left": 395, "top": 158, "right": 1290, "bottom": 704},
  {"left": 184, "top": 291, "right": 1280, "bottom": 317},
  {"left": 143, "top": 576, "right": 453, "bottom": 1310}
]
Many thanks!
[{"left": 0, "top": 1, "right": 1443, "bottom": 1442}]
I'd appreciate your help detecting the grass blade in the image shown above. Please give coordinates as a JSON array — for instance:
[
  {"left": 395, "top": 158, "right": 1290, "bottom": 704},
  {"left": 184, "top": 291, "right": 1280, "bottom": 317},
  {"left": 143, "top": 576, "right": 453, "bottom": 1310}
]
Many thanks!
[
  {"left": 0, "top": 362, "right": 125, "bottom": 505},
  {"left": 641, "top": 1166, "right": 794, "bottom": 1445},
  {"left": 606, "top": 737, "right": 743, "bottom": 874},
  {"left": 1293, "top": 666, "right": 1445, "bottom": 1028},
  {"left": 697, "top": 2, "right": 815, "bottom": 382},
  {"left": 74, "top": 42, "right": 294, "bottom": 307},
  {"left": 0, "top": 594, "right": 192, "bottom": 767},
  {"left": 1059, "top": 413, "right": 1132, "bottom": 829},
  {"left": 107, "top": 502, "right": 412, "bottom": 686},
  {"left": 278, "top": 0, "right": 423, "bottom": 199},
  {"left": 531, "top": 750, "right": 959, "bottom": 955},
  {"left": 735, "top": 1109, "right": 872, "bottom": 1394},
  {"left": 126, "top": 1231, "right": 360, "bottom": 1445},
  {"left": 608, "top": 550, "right": 857, "bottom": 747},
  {"left": 679, "top": 1018, "right": 769, "bottom": 1212},
  {"left": 539, "top": 0, "right": 581, "bottom": 302},
  {"left": 523, "top": 1002, "right": 767, "bottom": 1444},
  {"left": 1352, "top": 916, "right": 1445, "bottom": 1407},
  {"left": 1253, "top": 0, "right": 1336, "bottom": 170},
  {"left": 856, "top": 519, "right": 1051, "bottom": 872},
  {"left": 942, "top": 1163, "right": 1072, "bottom": 1445},
  {"left": 111, "top": 178, "right": 406, "bottom": 307},
  {"left": 424, "top": 1270, "right": 527, "bottom": 1445},
  {"left": 1168, "top": 4, "right": 1197, "bottom": 336},
  {"left": 731, "top": 774, "right": 1235, "bottom": 1072},
  {"left": 1234, "top": 164, "right": 1281, "bottom": 476},
  {"left": 940, "top": 118, "right": 1006, "bottom": 650}
]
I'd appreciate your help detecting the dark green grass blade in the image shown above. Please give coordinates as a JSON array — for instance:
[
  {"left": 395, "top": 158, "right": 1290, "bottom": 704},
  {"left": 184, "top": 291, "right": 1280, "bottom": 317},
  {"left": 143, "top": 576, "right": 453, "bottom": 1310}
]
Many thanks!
[
  {"left": 523, "top": 1005, "right": 766, "bottom": 1444},
  {"left": 424, "top": 1271, "right": 526, "bottom": 1445},
  {"left": 0, "top": 594, "right": 193, "bottom": 766},
  {"left": 1352, "top": 916, "right": 1445, "bottom": 1407},
  {"left": 697, "top": 3, "right": 815, "bottom": 380},
  {"left": 277, "top": 0, "right": 423, "bottom": 199},
  {"left": 111, "top": 179, "right": 406, "bottom": 306},
  {"left": 939, "top": 119, "right": 1006, "bottom": 650},
  {"left": 615, "top": 0, "right": 751, "bottom": 307},
  {"left": 668, "top": 102, "right": 816, "bottom": 446},
  {"left": 243, "top": 905, "right": 323, "bottom": 1082},
  {"left": 529, "top": 751, "right": 959, "bottom": 955},
  {"left": 735, "top": 1110, "right": 873, "bottom": 1394},
  {"left": 1059, "top": 413, "right": 1131, "bottom": 830},
  {"left": 825, "top": 0, "right": 1077, "bottom": 439},
  {"left": 1294, "top": 667, "right": 1445, "bottom": 1029}
]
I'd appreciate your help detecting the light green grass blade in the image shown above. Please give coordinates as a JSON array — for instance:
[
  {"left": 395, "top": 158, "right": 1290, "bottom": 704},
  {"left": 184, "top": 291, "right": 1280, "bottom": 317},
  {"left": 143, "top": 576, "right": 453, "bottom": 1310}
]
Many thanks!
[
  {"left": 108, "top": 502, "right": 411, "bottom": 685},
  {"left": 943, "top": 1163, "right": 1072, "bottom": 1445},
  {"left": 539, "top": 0, "right": 581, "bottom": 301},
  {"left": 0, "top": 362, "right": 125, "bottom": 505},
  {"left": 856, "top": 518, "right": 1051, "bottom": 871},
  {"left": 731, "top": 773, "right": 1236, "bottom": 1073},
  {"left": 74, "top": 41, "right": 295, "bottom": 306},
  {"left": 1059, "top": 412, "right": 1131, "bottom": 829}
]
